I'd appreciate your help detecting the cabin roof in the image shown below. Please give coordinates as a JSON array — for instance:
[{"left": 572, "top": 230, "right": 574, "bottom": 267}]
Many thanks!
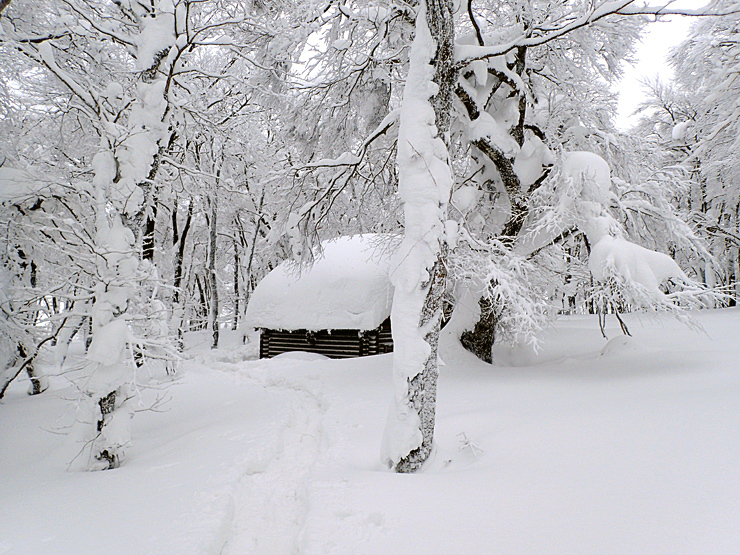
[{"left": 245, "top": 234, "right": 394, "bottom": 331}]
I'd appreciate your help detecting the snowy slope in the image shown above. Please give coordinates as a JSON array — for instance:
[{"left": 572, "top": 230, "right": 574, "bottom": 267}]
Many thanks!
[{"left": 1, "top": 309, "right": 739, "bottom": 554}]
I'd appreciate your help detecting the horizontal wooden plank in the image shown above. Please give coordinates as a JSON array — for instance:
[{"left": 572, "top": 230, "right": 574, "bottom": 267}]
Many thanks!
[
  {"left": 266, "top": 338, "right": 369, "bottom": 344},
  {"left": 265, "top": 331, "right": 363, "bottom": 338},
  {"left": 265, "top": 332, "right": 363, "bottom": 340},
  {"left": 266, "top": 341, "right": 362, "bottom": 349},
  {"left": 259, "top": 319, "right": 393, "bottom": 359},
  {"left": 266, "top": 341, "right": 361, "bottom": 350}
]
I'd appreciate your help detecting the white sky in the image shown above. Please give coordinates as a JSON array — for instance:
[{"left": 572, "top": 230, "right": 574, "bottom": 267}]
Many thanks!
[{"left": 614, "top": 0, "right": 708, "bottom": 130}]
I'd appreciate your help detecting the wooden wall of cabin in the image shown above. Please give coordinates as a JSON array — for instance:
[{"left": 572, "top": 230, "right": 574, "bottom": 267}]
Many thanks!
[{"left": 259, "top": 318, "right": 393, "bottom": 359}]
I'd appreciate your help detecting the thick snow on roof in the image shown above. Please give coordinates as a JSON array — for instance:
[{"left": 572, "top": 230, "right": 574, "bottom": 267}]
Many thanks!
[{"left": 245, "top": 234, "right": 394, "bottom": 331}]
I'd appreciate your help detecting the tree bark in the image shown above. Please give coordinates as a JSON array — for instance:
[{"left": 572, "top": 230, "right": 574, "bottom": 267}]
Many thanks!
[
  {"left": 385, "top": 0, "right": 455, "bottom": 474},
  {"left": 454, "top": 42, "right": 537, "bottom": 361},
  {"left": 395, "top": 250, "right": 448, "bottom": 473},
  {"left": 459, "top": 296, "right": 499, "bottom": 363},
  {"left": 172, "top": 198, "right": 193, "bottom": 349},
  {"left": 232, "top": 235, "right": 239, "bottom": 331},
  {"left": 194, "top": 274, "right": 208, "bottom": 329},
  {"left": 142, "top": 201, "right": 157, "bottom": 262},
  {"left": 237, "top": 190, "right": 265, "bottom": 342},
  {"left": 209, "top": 190, "right": 219, "bottom": 349}
]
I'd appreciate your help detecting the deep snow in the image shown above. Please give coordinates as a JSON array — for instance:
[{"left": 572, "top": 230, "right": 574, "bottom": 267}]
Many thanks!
[{"left": 1, "top": 309, "right": 739, "bottom": 554}]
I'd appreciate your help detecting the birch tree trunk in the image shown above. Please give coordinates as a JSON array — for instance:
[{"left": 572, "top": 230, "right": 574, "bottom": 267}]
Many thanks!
[{"left": 381, "top": 0, "right": 455, "bottom": 473}]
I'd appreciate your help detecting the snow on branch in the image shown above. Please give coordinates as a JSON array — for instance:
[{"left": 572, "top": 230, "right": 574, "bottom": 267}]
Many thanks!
[
  {"left": 455, "top": 1, "right": 634, "bottom": 65},
  {"left": 448, "top": 236, "right": 550, "bottom": 347},
  {"left": 304, "top": 152, "right": 362, "bottom": 169},
  {"left": 56, "top": 0, "right": 137, "bottom": 48},
  {"left": 454, "top": 0, "right": 738, "bottom": 68},
  {"left": 304, "top": 109, "right": 399, "bottom": 170},
  {"left": 617, "top": 0, "right": 740, "bottom": 17},
  {"left": 23, "top": 41, "right": 101, "bottom": 116},
  {"left": 282, "top": 110, "right": 399, "bottom": 260}
]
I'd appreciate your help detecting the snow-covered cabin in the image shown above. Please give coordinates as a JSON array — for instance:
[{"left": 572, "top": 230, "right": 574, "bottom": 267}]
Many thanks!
[{"left": 245, "top": 235, "right": 394, "bottom": 359}]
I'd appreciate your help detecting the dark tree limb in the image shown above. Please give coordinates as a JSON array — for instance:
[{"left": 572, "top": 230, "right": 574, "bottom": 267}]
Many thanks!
[{"left": 467, "top": 0, "right": 484, "bottom": 46}]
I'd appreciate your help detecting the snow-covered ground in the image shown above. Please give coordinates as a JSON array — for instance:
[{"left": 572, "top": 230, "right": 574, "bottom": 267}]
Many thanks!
[{"left": 2, "top": 309, "right": 739, "bottom": 554}]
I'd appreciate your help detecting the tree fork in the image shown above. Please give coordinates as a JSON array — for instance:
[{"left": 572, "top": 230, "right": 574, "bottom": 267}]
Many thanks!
[{"left": 454, "top": 62, "right": 541, "bottom": 361}]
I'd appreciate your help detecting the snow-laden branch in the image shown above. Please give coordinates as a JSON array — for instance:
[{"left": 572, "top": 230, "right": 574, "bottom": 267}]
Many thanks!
[
  {"left": 303, "top": 109, "right": 399, "bottom": 170},
  {"left": 455, "top": 1, "right": 634, "bottom": 64},
  {"left": 617, "top": 0, "right": 740, "bottom": 16},
  {"left": 280, "top": 109, "right": 400, "bottom": 253},
  {"left": 58, "top": 0, "right": 137, "bottom": 48},
  {"left": 12, "top": 40, "right": 101, "bottom": 119},
  {"left": 454, "top": 0, "right": 737, "bottom": 67}
]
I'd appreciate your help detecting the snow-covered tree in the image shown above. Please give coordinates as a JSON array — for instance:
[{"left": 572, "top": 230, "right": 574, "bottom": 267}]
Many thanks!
[
  {"left": 380, "top": 0, "right": 454, "bottom": 473},
  {"left": 2, "top": 0, "right": 200, "bottom": 468},
  {"left": 1, "top": 0, "right": 313, "bottom": 467},
  {"left": 277, "top": 1, "right": 735, "bottom": 472},
  {"left": 3, "top": 0, "right": 737, "bottom": 475},
  {"left": 666, "top": 12, "right": 740, "bottom": 298}
]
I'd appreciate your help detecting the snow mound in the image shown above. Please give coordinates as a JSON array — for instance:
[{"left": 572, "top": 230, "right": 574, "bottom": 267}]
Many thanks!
[
  {"left": 245, "top": 234, "right": 394, "bottom": 331},
  {"left": 672, "top": 120, "right": 690, "bottom": 141},
  {"left": 599, "top": 335, "right": 647, "bottom": 357},
  {"left": 134, "top": 3, "right": 175, "bottom": 72},
  {"left": 491, "top": 340, "right": 541, "bottom": 367},
  {"left": 514, "top": 136, "right": 555, "bottom": 188},
  {"left": 451, "top": 185, "right": 481, "bottom": 213}
]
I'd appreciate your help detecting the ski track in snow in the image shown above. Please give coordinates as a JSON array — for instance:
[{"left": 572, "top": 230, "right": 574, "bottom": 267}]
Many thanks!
[{"left": 201, "top": 359, "right": 327, "bottom": 555}]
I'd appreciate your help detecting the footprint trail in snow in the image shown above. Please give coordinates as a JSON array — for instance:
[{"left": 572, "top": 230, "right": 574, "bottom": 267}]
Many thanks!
[{"left": 216, "top": 364, "right": 327, "bottom": 554}]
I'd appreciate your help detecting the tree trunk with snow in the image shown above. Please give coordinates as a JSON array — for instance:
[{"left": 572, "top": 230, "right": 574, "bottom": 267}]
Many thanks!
[
  {"left": 459, "top": 296, "right": 499, "bottom": 364},
  {"left": 209, "top": 190, "right": 220, "bottom": 349},
  {"left": 81, "top": 0, "right": 176, "bottom": 470},
  {"left": 453, "top": 42, "right": 529, "bottom": 364},
  {"left": 22, "top": 344, "right": 47, "bottom": 395},
  {"left": 239, "top": 189, "right": 265, "bottom": 343},
  {"left": 172, "top": 198, "right": 193, "bottom": 350},
  {"left": 381, "top": 0, "right": 455, "bottom": 474},
  {"left": 85, "top": 184, "right": 139, "bottom": 470},
  {"left": 232, "top": 235, "right": 240, "bottom": 331}
]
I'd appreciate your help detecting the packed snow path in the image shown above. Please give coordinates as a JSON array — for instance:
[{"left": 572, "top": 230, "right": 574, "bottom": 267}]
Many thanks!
[
  {"left": 2, "top": 310, "right": 740, "bottom": 554},
  {"left": 216, "top": 362, "right": 327, "bottom": 554}
]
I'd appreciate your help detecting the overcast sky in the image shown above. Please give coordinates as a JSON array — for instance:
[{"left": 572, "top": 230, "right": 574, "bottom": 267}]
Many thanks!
[{"left": 614, "top": 0, "right": 708, "bottom": 130}]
